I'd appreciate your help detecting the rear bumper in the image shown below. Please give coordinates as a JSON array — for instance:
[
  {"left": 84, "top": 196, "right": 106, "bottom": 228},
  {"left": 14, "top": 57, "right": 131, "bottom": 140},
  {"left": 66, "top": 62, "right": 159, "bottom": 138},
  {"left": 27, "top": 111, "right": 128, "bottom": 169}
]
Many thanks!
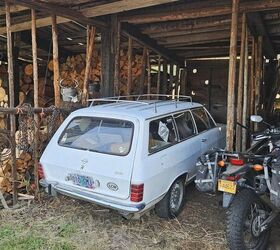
[{"left": 39, "top": 179, "right": 145, "bottom": 213}]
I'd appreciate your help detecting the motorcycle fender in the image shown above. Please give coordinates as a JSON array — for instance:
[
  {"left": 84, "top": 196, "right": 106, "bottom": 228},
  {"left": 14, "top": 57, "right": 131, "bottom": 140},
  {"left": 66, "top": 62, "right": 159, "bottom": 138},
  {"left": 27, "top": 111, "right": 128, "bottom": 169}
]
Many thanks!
[{"left": 222, "top": 193, "right": 234, "bottom": 208}]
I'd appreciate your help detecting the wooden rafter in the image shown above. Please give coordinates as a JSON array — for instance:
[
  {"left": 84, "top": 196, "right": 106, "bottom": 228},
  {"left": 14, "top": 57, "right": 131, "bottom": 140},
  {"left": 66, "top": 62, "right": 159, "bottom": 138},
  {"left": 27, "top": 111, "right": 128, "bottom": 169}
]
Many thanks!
[
  {"left": 0, "top": 0, "right": 178, "bottom": 34},
  {"left": 121, "top": 0, "right": 280, "bottom": 24},
  {"left": 0, "top": 4, "right": 28, "bottom": 15},
  {"left": 122, "top": 23, "right": 183, "bottom": 65}
]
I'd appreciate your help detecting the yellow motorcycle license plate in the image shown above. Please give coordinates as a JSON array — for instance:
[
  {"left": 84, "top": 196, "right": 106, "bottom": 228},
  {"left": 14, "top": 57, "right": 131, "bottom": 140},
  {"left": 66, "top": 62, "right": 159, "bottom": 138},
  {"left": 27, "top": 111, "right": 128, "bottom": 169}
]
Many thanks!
[{"left": 218, "top": 179, "right": 237, "bottom": 194}]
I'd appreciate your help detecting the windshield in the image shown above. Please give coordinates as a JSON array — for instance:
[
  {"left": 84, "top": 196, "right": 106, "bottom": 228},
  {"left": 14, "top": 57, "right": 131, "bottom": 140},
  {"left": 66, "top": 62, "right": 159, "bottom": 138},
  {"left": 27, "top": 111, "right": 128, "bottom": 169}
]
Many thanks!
[{"left": 58, "top": 117, "right": 134, "bottom": 156}]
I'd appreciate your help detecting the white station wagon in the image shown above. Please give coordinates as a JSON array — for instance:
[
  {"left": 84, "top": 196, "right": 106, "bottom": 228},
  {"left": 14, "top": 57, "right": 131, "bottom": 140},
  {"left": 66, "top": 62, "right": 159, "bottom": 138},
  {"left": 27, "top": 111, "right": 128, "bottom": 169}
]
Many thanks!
[{"left": 39, "top": 95, "right": 226, "bottom": 218}]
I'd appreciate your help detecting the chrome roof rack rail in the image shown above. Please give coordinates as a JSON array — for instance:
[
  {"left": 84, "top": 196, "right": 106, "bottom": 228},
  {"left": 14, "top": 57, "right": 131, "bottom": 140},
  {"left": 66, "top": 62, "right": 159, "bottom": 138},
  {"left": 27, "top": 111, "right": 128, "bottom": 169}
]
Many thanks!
[{"left": 87, "top": 94, "right": 193, "bottom": 112}]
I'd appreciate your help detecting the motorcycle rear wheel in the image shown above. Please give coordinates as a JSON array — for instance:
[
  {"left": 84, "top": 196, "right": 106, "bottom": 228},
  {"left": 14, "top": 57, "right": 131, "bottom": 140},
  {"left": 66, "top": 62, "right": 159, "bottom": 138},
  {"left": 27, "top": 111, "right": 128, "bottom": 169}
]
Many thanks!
[{"left": 226, "top": 189, "right": 270, "bottom": 250}]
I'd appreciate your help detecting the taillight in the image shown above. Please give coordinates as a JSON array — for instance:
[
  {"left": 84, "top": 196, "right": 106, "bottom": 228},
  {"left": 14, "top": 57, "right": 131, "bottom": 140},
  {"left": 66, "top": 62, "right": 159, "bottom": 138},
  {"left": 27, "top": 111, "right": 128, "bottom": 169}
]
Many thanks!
[
  {"left": 130, "top": 184, "right": 144, "bottom": 202},
  {"left": 226, "top": 175, "right": 241, "bottom": 181},
  {"left": 229, "top": 158, "right": 244, "bottom": 166},
  {"left": 38, "top": 162, "right": 45, "bottom": 179}
]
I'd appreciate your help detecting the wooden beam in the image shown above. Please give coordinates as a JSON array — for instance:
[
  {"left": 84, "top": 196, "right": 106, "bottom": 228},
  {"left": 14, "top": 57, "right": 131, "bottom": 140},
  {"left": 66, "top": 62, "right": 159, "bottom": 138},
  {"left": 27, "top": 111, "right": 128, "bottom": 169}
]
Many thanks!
[
  {"left": 255, "top": 36, "right": 263, "bottom": 116},
  {"left": 5, "top": 1, "right": 17, "bottom": 205},
  {"left": 12, "top": 0, "right": 107, "bottom": 29},
  {"left": 149, "top": 26, "right": 231, "bottom": 39},
  {"left": 147, "top": 50, "right": 151, "bottom": 96},
  {"left": 100, "top": 28, "right": 114, "bottom": 96},
  {"left": 169, "top": 63, "right": 174, "bottom": 95},
  {"left": 127, "top": 36, "right": 132, "bottom": 95},
  {"left": 122, "top": 0, "right": 280, "bottom": 24},
  {"left": 31, "top": 8, "right": 39, "bottom": 195},
  {"left": 249, "top": 37, "right": 256, "bottom": 120},
  {"left": 226, "top": 0, "right": 239, "bottom": 151},
  {"left": 2, "top": 0, "right": 178, "bottom": 34},
  {"left": 112, "top": 15, "right": 120, "bottom": 96},
  {"left": 156, "top": 30, "right": 231, "bottom": 46},
  {"left": 247, "top": 12, "right": 276, "bottom": 59},
  {"left": 122, "top": 23, "right": 182, "bottom": 65},
  {"left": 82, "top": 0, "right": 179, "bottom": 17},
  {"left": 0, "top": 4, "right": 28, "bottom": 15},
  {"left": 162, "top": 60, "right": 167, "bottom": 94},
  {"left": 82, "top": 26, "right": 96, "bottom": 104},
  {"left": 52, "top": 15, "right": 60, "bottom": 107},
  {"left": 157, "top": 55, "right": 161, "bottom": 96},
  {"left": 139, "top": 47, "right": 147, "bottom": 94},
  {"left": 0, "top": 16, "right": 70, "bottom": 34},
  {"left": 236, "top": 13, "right": 246, "bottom": 152},
  {"left": 242, "top": 25, "right": 249, "bottom": 151},
  {"left": 141, "top": 16, "right": 231, "bottom": 34}
]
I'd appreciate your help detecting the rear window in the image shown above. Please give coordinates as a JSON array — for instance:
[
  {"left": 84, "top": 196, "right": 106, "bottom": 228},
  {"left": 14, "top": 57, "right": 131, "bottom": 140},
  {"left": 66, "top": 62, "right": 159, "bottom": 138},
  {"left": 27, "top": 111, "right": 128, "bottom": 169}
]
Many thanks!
[{"left": 58, "top": 117, "right": 134, "bottom": 156}]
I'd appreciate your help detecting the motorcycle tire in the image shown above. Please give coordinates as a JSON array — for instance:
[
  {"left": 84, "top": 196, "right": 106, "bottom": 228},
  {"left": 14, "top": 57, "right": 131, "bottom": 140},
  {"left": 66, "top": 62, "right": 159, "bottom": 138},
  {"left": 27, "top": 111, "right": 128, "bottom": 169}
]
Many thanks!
[{"left": 226, "top": 189, "right": 270, "bottom": 250}]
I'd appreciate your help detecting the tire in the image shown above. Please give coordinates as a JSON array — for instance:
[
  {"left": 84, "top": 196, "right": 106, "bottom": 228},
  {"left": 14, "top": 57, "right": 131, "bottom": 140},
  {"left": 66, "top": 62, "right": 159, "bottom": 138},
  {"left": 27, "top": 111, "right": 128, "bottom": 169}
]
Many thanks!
[
  {"left": 155, "top": 177, "right": 185, "bottom": 219},
  {"left": 226, "top": 189, "right": 270, "bottom": 250}
]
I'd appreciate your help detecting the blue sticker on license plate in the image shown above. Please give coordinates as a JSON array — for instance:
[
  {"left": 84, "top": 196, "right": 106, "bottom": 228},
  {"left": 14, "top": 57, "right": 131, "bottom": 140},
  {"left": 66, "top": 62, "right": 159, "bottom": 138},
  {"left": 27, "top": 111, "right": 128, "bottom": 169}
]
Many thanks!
[{"left": 66, "top": 174, "right": 94, "bottom": 189}]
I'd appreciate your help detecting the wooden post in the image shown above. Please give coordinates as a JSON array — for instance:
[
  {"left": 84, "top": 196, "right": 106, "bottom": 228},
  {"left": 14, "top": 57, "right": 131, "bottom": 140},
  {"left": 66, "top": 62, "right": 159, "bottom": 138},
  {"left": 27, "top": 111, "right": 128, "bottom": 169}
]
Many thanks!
[
  {"left": 175, "top": 66, "right": 180, "bottom": 97},
  {"left": 226, "top": 0, "right": 239, "bottom": 151},
  {"left": 162, "top": 60, "right": 167, "bottom": 95},
  {"left": 127, "top": 36, "right": 132, "bottom": 96},
  {"left": 112, "top": 15, "right": 120, "bottom": 96},
  {"left": 5, "top": 1, "right": 17, "bottom": 205},
  {"left": 254, "top": 36, "right": 263, "bottom": 131},
  {"left": 157, "top": 55, "right": 161, "bottom": 97},
  {"left": 249, "top": 36, "right": 256, "bottom": 120},
  {"left": 82, "top": 25, "right": 96, "bottom": 104},
  {"left": 51, "top": 15, "right": 60, "bottom": 107},
  {"left": 180, "top": 69, "right": 186, "bottom": 96},
  {"left": 255, "top": 36, "right": 263, "bottom": 115},
  {"left": 101, "top": 28, "right": 114, "bottom": 97},
  {"left": 139, "top": 47, "right": 147, "bottom": 95},
  {"left": 170, "top": 64, "right": 174, "bottom": 96},
  {"left": 242, "top": 25, "right": 249, "bottom": 151},
  {"left": 236, "top": 13, "right": 246, "bottom": 151},
  {"left": 147, "top": 50, "right": 151, "bottom": 97},
  {"left": 31, "top": 8, "right": 39, "bottom": 195},
  {"left": 208, "top": 68, "right": 213, "bottom": 112}
]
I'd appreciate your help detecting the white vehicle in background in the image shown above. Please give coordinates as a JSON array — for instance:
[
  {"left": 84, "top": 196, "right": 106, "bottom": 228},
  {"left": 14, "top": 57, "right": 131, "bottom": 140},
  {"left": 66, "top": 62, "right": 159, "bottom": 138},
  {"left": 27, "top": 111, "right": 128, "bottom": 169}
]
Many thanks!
[{"left": 39, "top": 95, "right": 226, "bottom": 219}]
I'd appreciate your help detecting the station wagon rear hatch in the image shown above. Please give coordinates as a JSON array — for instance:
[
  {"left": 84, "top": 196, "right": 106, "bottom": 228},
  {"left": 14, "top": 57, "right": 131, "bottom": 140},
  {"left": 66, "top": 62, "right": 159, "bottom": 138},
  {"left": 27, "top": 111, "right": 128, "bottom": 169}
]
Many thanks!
[{"left": 43, "top": 116, "right": 137, "bottom": 200}]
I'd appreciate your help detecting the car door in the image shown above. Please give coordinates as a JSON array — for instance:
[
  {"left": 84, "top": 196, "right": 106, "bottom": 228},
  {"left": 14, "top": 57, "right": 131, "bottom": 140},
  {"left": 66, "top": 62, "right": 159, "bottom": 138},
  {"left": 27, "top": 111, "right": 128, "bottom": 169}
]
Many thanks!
[
  {"left": 173, "top": 110, "right": 199, "bottom": 178},
  {"left": 191, "top": 107, "right": 224, "bottom": 152},
  {"left": 191, "top": 108, "right": 212, "bottom": 153}
]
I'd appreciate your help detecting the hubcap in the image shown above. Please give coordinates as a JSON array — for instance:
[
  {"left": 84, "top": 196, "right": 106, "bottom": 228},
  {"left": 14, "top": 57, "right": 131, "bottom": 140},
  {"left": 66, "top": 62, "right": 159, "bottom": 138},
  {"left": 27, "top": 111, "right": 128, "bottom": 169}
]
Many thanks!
[{"left": 169, "top": 181, "right": 183, "bottom": 213}]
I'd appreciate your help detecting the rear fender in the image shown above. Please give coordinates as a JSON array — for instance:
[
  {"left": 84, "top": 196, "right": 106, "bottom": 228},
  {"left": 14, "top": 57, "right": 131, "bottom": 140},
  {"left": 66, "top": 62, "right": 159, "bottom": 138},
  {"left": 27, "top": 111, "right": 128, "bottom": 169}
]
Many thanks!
[{"left": 222, "top": 192, "right": 234, "bottom": 208}]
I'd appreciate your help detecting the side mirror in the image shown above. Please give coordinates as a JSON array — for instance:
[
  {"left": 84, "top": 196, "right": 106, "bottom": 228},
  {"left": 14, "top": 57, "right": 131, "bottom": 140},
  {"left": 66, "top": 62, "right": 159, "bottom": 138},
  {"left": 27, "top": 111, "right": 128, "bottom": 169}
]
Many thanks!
[{"left": 250, "top": 115, "right": 263, "bottom": 123}]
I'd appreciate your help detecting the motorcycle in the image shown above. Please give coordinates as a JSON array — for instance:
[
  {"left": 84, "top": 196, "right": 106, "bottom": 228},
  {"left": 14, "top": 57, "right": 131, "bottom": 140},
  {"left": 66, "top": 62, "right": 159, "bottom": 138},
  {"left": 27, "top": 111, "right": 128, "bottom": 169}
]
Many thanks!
[{"left": 195, "top": 115, "right": 280, "bottom": 250}]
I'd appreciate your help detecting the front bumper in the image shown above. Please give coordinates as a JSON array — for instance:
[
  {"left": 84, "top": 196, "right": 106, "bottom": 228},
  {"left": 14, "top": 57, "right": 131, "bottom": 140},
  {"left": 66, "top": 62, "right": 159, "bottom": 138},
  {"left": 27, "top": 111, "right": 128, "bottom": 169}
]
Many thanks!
[{"left": 39, "top": 179, "right": 145, "bottom": 213}]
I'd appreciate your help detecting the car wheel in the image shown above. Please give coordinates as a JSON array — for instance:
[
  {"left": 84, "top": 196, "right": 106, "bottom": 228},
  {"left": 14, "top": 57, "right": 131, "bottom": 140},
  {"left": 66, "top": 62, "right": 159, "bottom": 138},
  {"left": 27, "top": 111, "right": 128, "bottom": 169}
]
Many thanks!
[{"left": 155, "top": 177, "right": 185, "bottom": 219}]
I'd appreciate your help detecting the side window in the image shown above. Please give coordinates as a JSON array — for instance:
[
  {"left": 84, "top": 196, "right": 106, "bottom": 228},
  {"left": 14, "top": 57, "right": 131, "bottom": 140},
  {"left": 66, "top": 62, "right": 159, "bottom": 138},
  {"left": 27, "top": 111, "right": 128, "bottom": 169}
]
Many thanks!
[
  {"left": 205, "top": 110, "right": 216, "bottom": 128},
  {"left": 192, "top": 108, "right": 211, "bottom": 133},
  {"left": 149, "top": 116, "right": 177, "bottom": 153},
  {"left": 174, "top": 111, "right": 196, "bottom": 140}
]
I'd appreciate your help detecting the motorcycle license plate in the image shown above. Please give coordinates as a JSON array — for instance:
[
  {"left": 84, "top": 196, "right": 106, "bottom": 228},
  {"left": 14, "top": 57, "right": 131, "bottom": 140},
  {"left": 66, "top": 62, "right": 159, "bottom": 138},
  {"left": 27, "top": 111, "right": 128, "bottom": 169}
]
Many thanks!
[{"left": 218, "top": 179, "right": 237, "bottom": 194}]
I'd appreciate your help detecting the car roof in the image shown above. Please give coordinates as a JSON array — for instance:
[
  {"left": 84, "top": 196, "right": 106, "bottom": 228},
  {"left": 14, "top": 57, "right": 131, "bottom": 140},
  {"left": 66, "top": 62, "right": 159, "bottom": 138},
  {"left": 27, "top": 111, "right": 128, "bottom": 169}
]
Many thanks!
[{"left": 72, "top": 100, "right": 203, "bottom": 120}]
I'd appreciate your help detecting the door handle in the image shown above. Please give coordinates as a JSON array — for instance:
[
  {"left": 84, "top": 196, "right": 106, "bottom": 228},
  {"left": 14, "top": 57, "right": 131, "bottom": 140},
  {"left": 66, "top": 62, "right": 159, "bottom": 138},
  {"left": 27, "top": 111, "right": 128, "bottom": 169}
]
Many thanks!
[{"left": 201, "top": 138, "right": 207, "bottom": 142}]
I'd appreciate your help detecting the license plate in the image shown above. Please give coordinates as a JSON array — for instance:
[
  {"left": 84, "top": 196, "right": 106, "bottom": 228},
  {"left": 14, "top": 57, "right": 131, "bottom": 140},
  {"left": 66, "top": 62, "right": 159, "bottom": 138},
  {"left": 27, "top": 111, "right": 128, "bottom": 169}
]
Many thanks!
[
  {"left": 68, "top": 174, "right": 94, "bottom": 189},
  {"left": 218, "top": 179, "right": 237, "bottom": 194}
]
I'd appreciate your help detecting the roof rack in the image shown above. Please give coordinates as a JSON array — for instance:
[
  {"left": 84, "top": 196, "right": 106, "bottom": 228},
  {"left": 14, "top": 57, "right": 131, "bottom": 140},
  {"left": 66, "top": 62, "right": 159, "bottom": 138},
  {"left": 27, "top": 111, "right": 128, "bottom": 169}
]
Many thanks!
[{"left": 87, "top": 94, "right": 193, "bottom": 113}]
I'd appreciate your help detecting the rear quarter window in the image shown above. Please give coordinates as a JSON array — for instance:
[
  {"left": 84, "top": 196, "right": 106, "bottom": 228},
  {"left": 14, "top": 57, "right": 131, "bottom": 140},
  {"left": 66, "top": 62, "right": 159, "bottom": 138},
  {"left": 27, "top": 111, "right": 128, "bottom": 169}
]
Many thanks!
[
  {"left": 58, "top": 117, "right": 134, "bottom": 156},
  {"left": 149, "top": 116, "right": 178, "bottom": 153}
]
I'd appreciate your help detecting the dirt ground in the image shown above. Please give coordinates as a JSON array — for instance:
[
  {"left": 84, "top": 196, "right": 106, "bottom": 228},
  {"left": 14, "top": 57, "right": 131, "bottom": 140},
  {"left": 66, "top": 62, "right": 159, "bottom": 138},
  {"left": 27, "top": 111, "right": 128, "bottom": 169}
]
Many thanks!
[{"left": 0, "top": 184, "right": 279, "bottom": 250}]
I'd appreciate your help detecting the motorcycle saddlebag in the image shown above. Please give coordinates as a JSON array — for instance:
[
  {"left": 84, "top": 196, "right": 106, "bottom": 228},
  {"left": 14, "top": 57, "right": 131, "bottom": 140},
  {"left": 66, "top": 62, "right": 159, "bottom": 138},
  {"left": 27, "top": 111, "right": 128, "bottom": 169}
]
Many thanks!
[{"left": 271, "top": 158, "right": 280, "bottom": 208}]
